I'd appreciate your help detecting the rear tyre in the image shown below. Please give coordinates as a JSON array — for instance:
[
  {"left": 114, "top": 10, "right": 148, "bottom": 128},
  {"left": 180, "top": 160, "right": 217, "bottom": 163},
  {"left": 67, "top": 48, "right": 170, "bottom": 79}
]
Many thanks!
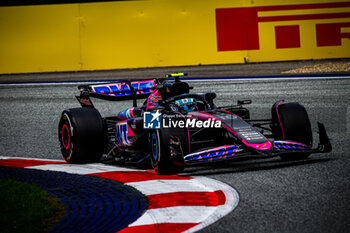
[
  {"left": 58, "top": 107, "right": 105, "bottom": 163},
  {"left": 272, "top": 101, "right": 312, "bottom": 160},
  {"left": 150, "top": 128, "right": 185, "bottom": 174}
]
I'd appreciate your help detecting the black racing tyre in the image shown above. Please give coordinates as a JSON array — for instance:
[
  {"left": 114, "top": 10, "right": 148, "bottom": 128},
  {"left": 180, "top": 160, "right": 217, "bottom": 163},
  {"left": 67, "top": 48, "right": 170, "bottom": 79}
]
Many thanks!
[
  {"left": 272, "top": 101, "right": 312, "bottom": 160},
  {"left": 58, "top": 107, "right": 105, "bottom": 163},
  {"left": 150, "top": 128, "right": 185, "bottom": 174}
]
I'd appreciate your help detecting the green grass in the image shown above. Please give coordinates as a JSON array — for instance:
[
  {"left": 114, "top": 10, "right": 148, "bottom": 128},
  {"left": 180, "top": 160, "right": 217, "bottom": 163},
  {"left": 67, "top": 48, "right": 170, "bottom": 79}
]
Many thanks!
[{"left": 0, "top": 179, "right": 65, "bottom": 233}]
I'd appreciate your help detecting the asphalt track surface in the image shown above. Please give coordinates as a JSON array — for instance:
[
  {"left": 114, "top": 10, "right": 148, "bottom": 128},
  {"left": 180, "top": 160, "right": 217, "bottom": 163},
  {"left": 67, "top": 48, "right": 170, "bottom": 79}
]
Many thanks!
[{"left": 0, "top": 65, "right": 350, "bottom": 233}]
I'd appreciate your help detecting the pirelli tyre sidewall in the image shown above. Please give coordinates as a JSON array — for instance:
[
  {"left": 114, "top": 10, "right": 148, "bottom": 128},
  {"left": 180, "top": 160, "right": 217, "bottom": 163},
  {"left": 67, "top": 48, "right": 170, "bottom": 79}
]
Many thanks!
[
  {"left": 58, "top": 107, "right": 105, "bottom": 163},
  {"left": 59, "top": 112, "right": 74, "bottom": 161},
  {"left": 150, "top": 129, "right": 185, "bottom": 174}
]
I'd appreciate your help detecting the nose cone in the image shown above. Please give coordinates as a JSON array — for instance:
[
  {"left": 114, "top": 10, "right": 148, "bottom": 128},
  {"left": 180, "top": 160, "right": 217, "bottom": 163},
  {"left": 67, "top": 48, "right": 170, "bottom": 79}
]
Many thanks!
[{"left": 242, "top": 140, "right": 273, "bottom": 156}]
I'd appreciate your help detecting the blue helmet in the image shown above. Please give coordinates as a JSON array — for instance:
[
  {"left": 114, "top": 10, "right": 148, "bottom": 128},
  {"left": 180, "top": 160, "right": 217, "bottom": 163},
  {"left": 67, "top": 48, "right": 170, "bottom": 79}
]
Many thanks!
[{"left": 175, "top": 98, "right": 197, "bottom": 113}]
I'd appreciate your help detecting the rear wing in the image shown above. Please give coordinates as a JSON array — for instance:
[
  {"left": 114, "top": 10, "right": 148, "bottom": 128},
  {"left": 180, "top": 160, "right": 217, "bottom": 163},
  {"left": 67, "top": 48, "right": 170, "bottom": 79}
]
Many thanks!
[
  {"left": 76, "top": 73, "right": 188, "bottom": 108},
  {"left": 76, "top": 79, "right": 158, "bottom": 107}
]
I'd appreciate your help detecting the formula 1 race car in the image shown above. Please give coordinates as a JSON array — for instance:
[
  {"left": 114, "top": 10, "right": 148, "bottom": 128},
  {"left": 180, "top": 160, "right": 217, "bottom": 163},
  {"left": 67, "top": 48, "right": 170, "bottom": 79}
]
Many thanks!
[{"left": 58, "top": 73, "right": 332, "bottom": 174}]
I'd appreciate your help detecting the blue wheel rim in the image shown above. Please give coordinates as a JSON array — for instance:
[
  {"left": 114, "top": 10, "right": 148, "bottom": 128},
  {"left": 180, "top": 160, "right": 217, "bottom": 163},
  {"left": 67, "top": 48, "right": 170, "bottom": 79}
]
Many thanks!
[{"left": 151, "top": 132, "right": 158, "bottom": 160}]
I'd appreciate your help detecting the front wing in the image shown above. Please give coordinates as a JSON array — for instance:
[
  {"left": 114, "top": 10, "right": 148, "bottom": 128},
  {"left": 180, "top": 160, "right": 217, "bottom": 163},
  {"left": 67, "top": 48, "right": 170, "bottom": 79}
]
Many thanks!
[{"left": 182, "top": 122, "right": 332, "bottom": 165}]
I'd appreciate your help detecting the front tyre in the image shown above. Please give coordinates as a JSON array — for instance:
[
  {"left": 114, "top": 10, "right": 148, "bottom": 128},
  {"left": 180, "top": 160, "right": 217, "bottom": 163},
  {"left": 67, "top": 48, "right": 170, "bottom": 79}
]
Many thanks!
[
  {"left": 272, "top": 101, "right": 313, "bottom": 160},
  {"left": 58, "top": 108, "right": 105, "bottom": 163},
  {"left": 150, "top": 129, "right": 184, "bottom": 174}
]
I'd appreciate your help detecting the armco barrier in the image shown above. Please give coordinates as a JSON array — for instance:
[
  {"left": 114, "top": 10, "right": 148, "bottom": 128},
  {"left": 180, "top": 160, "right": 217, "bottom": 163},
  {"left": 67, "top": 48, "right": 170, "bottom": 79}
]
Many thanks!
[{"left": 0, "top": 0, "right": 349, "bottom": 74}]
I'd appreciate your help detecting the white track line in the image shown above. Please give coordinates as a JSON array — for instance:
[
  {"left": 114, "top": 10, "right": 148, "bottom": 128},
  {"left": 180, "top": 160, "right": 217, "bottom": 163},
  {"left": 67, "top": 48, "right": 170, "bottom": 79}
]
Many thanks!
[{"left": 29, "top": 163, "right": 139, "bottom": 174}]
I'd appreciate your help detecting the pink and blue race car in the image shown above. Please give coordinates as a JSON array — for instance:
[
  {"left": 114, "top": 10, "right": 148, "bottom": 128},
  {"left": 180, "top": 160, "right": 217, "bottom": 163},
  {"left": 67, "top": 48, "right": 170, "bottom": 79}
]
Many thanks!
[{"left": 58, "top": 73, "right": 332, "bottom": 174}]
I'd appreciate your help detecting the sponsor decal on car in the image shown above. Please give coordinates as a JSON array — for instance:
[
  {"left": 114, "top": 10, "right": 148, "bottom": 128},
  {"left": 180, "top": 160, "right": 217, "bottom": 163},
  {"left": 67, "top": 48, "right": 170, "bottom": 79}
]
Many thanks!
[{"left": 143, "top": 111, "right": 222, "bottom": 129}]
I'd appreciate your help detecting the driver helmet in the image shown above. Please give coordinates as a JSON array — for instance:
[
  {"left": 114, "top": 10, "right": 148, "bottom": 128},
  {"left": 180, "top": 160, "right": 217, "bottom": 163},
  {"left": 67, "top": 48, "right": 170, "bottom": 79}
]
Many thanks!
[{"left": 175, "top": 98, "right": 197, "bottom": 113}]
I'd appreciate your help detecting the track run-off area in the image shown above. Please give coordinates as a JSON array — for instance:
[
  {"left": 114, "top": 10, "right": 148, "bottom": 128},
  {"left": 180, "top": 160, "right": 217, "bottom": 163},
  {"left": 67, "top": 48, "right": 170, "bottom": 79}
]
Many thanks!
[
  {"left": 0, "top": 157, "right": 238, "bottom": 233},
  {"left": 1, "top": 75, "right": 350, "bottom": 233}
]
